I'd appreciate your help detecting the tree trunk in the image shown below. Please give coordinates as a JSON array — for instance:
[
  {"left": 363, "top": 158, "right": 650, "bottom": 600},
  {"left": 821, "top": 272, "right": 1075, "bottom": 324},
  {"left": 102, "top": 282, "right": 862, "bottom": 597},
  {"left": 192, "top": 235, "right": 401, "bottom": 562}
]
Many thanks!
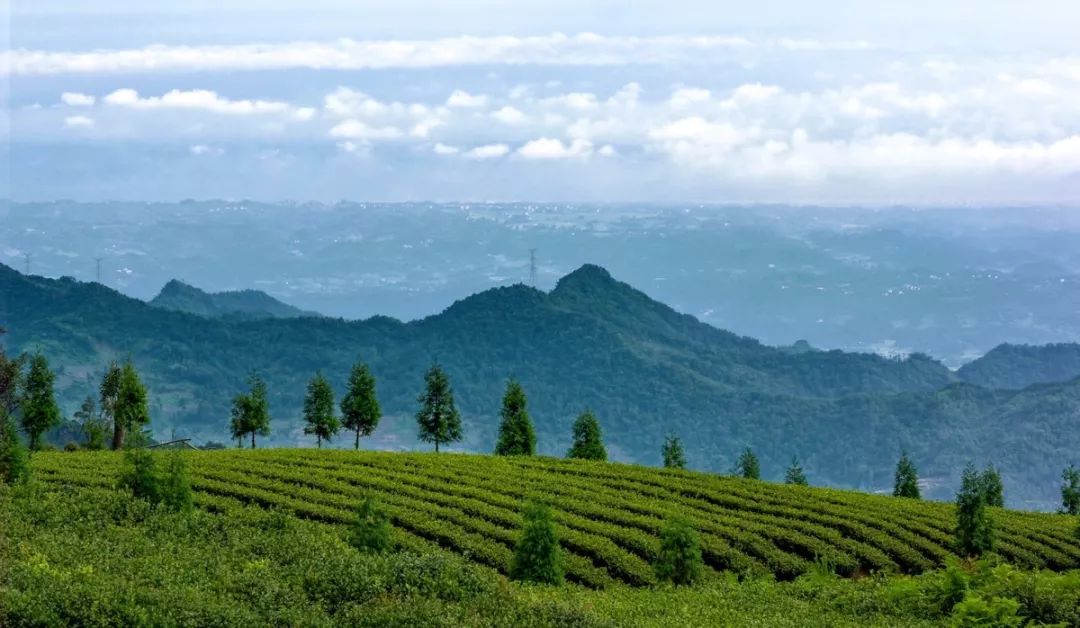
[
  {"left": 251, "top": 432, "right": 256, "bottom": 449},
  {"left": 354, "top": 429, "right": 360, "bottom": 450},
  {"left": 435, "top": 440, "right": 440, "bottom": 453},
  {"left": 112, "top": 422, "right": 125, "bottom": 450},
  {"left": 317, "top": 435, "right": 322, "bottom": 449}
]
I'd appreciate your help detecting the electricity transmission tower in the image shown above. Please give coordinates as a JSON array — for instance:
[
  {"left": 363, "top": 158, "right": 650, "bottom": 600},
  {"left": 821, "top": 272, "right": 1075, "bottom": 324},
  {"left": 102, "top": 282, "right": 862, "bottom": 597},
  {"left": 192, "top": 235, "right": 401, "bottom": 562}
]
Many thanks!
[
  {"left": 24, "top": 253, "right": 30, "bottom": 275},
  {"left": 529, "top": 248, "right": 538, "bottom": 286},
  {"left": 94, "top": 257, "right": 104, "bottom": 283}
]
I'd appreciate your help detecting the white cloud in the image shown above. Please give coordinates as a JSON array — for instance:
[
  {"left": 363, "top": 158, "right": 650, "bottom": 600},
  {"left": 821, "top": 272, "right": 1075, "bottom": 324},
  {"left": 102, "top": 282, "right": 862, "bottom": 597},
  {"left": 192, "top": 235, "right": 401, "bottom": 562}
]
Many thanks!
[
  {"left": 546, "top": 92, "right": 598, "bottom": 110},
  {"left": 19, "top": 50, "right": 1080, "bottom": 201},
  {"left": 336, "top": 140, "right": 369, "bottom": 155},
  {"left": 63, "top": 115, "right": 94, "bottom": 128},
  {"left": 463, "top": 143, "right": 509, "bottom": 159},
  {"left": 189, "top": 144, "right": 223, "bottom": 156},
  {"left": 410, "top": 117, "right": 443, "bottom": 138},
  {"left": 517, "top": 137, "right": 594, "bottom": 159},
  {"left": 0, "top": 34, "right": 759, "bottom": 76},
  {"left": 329, "top": 120, "right": 403, "bottom": 140},
  {"left": 491, "top": 105, "right": 528, "bottom": 125},
  {"left": 669, "top": 88, "right": 711, "bottom": 107},
  {"left": 446, "top": 90, "right": 489, "bottom": 108},
  {"left": 104, "top": 88, "right": 293, "bottom": 115},
  {"left": 650, "top": 117, "right": 747, "bottom": 149},
  {"left": 721, "top": 83, "right": 782, "bottom": 108},
  {"left": 60, "top": 91, "right": 95, "bottom": 106}
]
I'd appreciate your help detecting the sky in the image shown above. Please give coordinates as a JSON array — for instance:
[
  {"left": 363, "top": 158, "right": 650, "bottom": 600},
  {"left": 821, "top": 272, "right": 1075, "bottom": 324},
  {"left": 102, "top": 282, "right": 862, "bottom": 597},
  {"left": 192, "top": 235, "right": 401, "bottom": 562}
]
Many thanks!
[{"left": 4, "top": 1, "right": 1080, "bottom": 204}]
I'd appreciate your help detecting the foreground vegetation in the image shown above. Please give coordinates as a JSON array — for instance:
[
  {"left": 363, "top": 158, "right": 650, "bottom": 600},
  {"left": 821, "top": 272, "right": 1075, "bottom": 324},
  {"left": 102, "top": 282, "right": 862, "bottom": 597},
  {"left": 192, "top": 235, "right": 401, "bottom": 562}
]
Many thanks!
[
  {"left": 4, "top": 479, "right": 1080, "bottom": 627},
  {"left": 27, "top": 450, "right": 1080, "bottom": 588}
]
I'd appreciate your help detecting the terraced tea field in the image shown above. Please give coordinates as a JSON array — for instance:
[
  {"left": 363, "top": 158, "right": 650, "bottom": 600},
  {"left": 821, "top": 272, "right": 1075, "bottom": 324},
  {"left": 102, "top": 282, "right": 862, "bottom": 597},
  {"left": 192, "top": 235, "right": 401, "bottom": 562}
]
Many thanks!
[{"left": 31, "top": 450, "right": 1080, "bottom": 588}]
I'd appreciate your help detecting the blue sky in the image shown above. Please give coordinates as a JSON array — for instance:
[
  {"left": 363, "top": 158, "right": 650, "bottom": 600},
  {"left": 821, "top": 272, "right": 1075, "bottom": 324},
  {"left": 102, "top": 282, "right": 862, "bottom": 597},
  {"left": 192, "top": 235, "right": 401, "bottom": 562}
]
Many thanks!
[{"left": 5, "top": 1, "right": 1080, "bottom": 203}]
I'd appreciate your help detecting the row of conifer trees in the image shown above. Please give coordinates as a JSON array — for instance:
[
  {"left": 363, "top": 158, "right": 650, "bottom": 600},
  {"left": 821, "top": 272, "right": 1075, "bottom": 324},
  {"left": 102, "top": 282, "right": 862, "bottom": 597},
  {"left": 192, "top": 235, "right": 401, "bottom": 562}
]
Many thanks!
[{"left": 4, "top": 351, "right": 1080, "bottom": 528}]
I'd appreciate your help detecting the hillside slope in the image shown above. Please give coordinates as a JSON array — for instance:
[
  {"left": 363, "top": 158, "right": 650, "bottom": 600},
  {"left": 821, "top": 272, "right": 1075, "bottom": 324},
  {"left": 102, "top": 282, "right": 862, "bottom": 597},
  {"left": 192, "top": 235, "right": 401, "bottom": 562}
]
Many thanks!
[
  {"left": 3, "top": 263, "right": 1080, "bottom": 505},
  {"left": 149, "top": 279, "right": 317, "bottom": 319},
  {"left": 31, "top": 450, "right": 1080, "bottom": 587},
  {"left": 958, "top": 343, "right": 1080, "bottom": 390}
]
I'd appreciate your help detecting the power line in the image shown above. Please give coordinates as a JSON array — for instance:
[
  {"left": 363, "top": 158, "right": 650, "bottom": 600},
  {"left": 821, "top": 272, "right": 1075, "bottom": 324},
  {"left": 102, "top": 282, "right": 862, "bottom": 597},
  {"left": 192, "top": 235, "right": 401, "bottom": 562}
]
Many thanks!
[{"left": 529, "top": 248, "right": 537, "bottom": 287}]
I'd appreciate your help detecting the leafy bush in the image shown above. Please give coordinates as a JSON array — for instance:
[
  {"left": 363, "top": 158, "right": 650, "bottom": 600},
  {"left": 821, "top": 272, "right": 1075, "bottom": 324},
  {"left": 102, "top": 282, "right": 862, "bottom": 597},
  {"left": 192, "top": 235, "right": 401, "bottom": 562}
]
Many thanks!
[
  {"left": 350, "top": 496, "right": 391, "bottom": 553},
  {"left": 654, "top": 517, "right": 703, "bottom": 585},
  {"left": 160, "top": 450, "right": 193, "bottom": 513},
  {"left": 510, "top": 501, "right": 564, "bottom": 585},
  {"left": 0, "top": 416, "right": 29, "bottom": 484},
  {"left": 119, "top": 445, "right": 160, "bottom": 503},
  {"left": 948, "top": 594, "right": 1023, "bottom": 627}
]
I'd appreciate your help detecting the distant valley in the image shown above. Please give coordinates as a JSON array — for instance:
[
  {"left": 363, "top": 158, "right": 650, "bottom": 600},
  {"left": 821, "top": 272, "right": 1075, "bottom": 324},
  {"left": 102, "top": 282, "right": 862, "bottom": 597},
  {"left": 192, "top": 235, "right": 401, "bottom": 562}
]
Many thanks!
[{"left": 6, "top": 201, "right": 1080, "bottom": 367}]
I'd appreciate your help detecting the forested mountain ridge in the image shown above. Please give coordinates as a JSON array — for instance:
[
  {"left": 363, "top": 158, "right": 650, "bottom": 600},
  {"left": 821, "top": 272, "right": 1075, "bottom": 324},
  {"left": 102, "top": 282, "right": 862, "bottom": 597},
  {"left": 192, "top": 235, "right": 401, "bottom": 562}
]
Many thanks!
[
  {"left": 149, "top": 278, "right": 317, "bottom": 319},
  {"left": 956, "top": 342, "right": 1080, "bottom": 390},
  {"left": 3, "top": 262, "right": 1080, "bottom": 506}
]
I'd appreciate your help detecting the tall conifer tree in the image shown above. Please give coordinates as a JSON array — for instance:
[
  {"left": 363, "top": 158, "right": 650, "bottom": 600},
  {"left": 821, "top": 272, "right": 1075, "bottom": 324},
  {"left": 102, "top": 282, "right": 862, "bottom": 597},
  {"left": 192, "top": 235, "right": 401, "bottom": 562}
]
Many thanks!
[
  {"left": 893, "top": 452, "right": 921, "bottom": 499},
  {"left": 20, "top": 353, "right": 61, "bottom": 450},
  {"left": 736, "top": 447, "right": 760, "bottom": 480},
  {"left": 956, "top": 463, "right": 995, "bottom": 556},
  {"left": 662, "top": 434, "right": 686, "bottom": 469},
  {"left": 303, "top": 372, "right": 339, "bottom": 448},
  {"left": 341, "top": 362, "right": 381, "bottom": 450},
  {"left": 415, "top": 364, "right": 462, "bottom": 453},
  {"left": 495, "top": 379, "right": 536, "bottom": 456},
  {"left": 113, "top": 361, "right": 150, "bottom": 448},
  {"left": 566, "top": 411, "right": 606, "bottom": 461},
  {"left": 784, "top": 456, "right": 808, "bottom": 485}
]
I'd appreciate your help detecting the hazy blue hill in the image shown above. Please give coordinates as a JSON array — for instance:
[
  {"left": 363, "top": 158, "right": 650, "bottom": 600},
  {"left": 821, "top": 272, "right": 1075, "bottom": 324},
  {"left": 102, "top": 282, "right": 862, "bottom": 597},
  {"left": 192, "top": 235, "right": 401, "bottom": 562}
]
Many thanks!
[
  {"left": 149, "top": 279, "right": 316, "bottom": 319},
  {"left": 3, "top": 262, "right": 1079, "bottom": 505},
  {"left": 958, "top": 342, "right": 1080, "bottom": 389}
]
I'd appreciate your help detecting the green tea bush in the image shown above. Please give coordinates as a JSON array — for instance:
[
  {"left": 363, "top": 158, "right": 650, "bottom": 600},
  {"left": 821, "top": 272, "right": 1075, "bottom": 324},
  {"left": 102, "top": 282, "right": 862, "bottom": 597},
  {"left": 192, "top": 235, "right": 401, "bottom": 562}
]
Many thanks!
[
  {"left": 349, "top": 496, "right": 392, "bottom": 553},
  {"left": 159, "top": 450, "right": 193, "bottom": 513},
  {"left": 119, "top": 445, "right": 160, "bottom": 503}
]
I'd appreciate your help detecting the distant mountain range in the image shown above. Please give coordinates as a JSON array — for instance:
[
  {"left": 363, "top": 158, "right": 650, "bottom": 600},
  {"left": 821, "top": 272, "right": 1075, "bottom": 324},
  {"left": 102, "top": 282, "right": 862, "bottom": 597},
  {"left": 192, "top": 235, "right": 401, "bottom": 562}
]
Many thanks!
[
  {"left": 149, "top": 279, "right": 318, "bottom": 319},
  {"left": 3, "top": 262, "right": 1080, "bottom": 508}
]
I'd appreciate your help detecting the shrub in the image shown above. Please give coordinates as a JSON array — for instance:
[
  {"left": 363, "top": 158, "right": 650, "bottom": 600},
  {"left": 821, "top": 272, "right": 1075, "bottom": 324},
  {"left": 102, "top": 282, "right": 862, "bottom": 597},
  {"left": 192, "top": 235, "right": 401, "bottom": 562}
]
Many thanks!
[
  {"left": 510, "top": 501, "right": 563, "bottom": 585},
  {"left": 63, "top": 442, "right": 80, "bottom": 452},
  {"left": 654, "top": 517, "right": 703, "bottom": 586},
  {"left": 949, "top": 594, "right": 1023, "bottom": 628},
  {"left": 160, "top": 450, "right": 193, "bottom": 513},
  {"left": 0, "top": 416, "right": 29, "bottom": 484},
  {"left": 120, "top": 444, "right": 160, "bottom": 503},
  {"left": 349, "top": 496, "right": 391, "bottom": 553}
]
